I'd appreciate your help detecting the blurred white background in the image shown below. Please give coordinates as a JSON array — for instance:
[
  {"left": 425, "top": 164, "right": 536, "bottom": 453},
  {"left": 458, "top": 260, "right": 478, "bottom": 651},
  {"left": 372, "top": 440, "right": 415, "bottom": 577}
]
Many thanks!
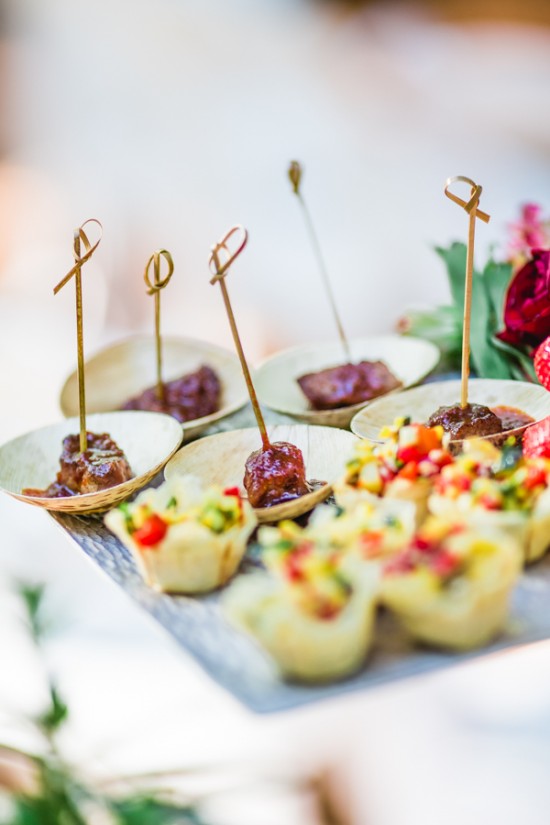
[{"left": 2, "top": 1, "right": 550, "bottom": 822}]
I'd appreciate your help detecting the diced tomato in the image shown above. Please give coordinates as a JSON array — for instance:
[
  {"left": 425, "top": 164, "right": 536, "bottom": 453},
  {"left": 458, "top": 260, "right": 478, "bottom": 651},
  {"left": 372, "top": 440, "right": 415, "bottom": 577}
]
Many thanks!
[
  {"left": 454, "top": 475, "right": 472, "bottom": 492},
  {"left": 397, "top": 461, "right": 419, "bottom": 481},
  {"left": 384, "top": 553, "right": 415, "bottom": 576},
  {"left": 413, "top": 535, "right": 432, "bottom": 551},
  {"left": 397, "top": 445, "right": 421, "bottom": 465},
  {"left": 478, "top": 493, "right": 501, "bottom": 510},
  {"left": 285, "top": 555, "right": 304, "bottom": 582},
  {"left": 379, "top": 464, "right": 395, "bottom": 483},
  {"left": 430, "top": 550, "right": 459, "bottom": 578},
  {"left": 223, "top": 485, "right": 243, "bottom": 513},
  {"left": 524, "top": 464, "right": 548, "bottom": 490},
  {"left": 360, "top": 531, "right": 383, "bottom": 558},
  {"left": 429, "top": 449, "right": 453, "bottom": 468},
  {"left": 223, "top": 486, "right": 241, "bottom": 498},
  {"left": 133, "top": 514, "right": 168, "bottom": 548}
]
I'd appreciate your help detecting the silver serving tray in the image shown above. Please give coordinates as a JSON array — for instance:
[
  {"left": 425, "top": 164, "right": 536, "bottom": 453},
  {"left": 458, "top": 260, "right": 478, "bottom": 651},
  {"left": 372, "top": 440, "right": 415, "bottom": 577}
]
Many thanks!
[{"left": 50, "top": 405, "right": 550, "bottom": 714}]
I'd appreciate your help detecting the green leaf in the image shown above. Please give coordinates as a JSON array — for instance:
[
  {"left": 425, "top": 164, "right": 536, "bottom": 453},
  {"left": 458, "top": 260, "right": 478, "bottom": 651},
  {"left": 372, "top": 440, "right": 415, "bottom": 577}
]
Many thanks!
[
  {"left": 18, "top": 584, "right": 46, "bottom": 642},
  {"left": 482, "top": 259, "right": 513, "bottom": 330},
  {"left": 469, "top": 273, "right": 514, "bottom": 379},
  {"left": 435, "top": 242, "right": 467, "bottom": 313},
  {"left": 10, "top": 763, "right": 89, "bottom": 825},
  {"left": 400, "top": 305, "right": 462, "bottom": 356},
  {"left": 492, "top": 336, "right": 538, "bottom": 382},
  {"left": 37, "top": 684, "right": 69, "bottom": 734},
  {"left": 111, "top": 795, "right": 205, "bottom": 825}
]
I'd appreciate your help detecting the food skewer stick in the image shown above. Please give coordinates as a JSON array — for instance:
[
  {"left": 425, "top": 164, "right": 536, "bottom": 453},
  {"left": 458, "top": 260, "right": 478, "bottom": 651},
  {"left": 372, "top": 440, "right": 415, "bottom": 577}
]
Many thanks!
[
  {"left": 143, "top": 249, "right": 174, "bottom": 402},
  {"left": 209, "top": 226, "right": 271, "bottom": 452},
  {"left": 54, "top": 218, "right": 103, "bottom": 454},
  {"left": 288, "top": 160, "right": 351, "bottom": 364},
  {"left": 444, "top": 176, "right": 491, "bottom": 408}
]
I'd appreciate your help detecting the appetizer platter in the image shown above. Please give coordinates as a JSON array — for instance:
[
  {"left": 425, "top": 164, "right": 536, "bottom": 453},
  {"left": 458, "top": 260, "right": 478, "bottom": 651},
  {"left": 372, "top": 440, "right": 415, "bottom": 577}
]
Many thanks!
[
  {"left": 49, "top": 402, "right": 550, "bottom": 712},
  {"left": 6, "top": 175, "right": 550, "bottom": 712}
]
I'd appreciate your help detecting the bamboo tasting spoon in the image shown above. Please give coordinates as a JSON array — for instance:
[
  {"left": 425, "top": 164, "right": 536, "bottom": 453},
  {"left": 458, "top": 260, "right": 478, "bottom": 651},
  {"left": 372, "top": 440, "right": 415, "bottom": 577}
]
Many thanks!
[{"left": 208, "top": 225, "right": 333, "bottom": 522}]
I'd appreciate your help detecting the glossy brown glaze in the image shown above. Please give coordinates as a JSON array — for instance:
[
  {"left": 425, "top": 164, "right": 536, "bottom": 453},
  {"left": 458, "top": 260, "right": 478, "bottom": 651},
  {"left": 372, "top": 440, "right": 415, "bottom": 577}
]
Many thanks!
[
  {"left": 297, "top": 360, "right": 402, "bottom": 410},
  {"left": 428, "top": 402, "right": 503, "bottom": 439},
  {"left": 244, "top": 441, "right": 310, "bottom": 508},
  {"left": 23, "top": 432, "right": 133, "bottom": 498},
  {"left": 122, "top": 365, "right": 221, "bottom": 423},
  {"left": 491, "top": 405, "right": 534, "bottom": 431}
]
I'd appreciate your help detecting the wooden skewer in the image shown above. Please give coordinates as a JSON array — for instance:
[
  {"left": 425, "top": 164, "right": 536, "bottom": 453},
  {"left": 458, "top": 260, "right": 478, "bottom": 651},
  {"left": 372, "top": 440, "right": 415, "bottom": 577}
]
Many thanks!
[
  {"left": 444, "top": 176, "right": 490, "bottom": 409},
  {"left": 54, "top": 218, "right": 103, "bottom": 453},
  {"left": 288, "top": 160, "right": 352, "bottom": 363},
  {"left": 144, "top": 249, "right": 174, "bottom": 402},
  {"left": 209, "top": 226, "right": 271, "bottom": 452}
]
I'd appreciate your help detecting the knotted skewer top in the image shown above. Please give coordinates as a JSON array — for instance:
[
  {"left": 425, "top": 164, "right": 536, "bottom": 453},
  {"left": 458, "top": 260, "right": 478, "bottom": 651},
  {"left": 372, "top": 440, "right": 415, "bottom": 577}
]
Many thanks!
[
  {"left": 144, "top": 249, "right": 174, "bottom": 294},
  {"left": 54, "top": 218, "right": 103, "bottom": 295},
  {"left": 54, "top": 218, "right": 103, "bottom": 453},
  {"left": 143, "top": 249, "right": 174, "bottom": 402},
  {"left": 444, "top": 176, "right": 491, "bottom": 224},
  {"left": 444, "top": 176, "right": 490, "bottom": 409},
  {"left": 209, "top": 225, "right": 249, "bottom": 283},
  {"left": 209, "top": 226, "right": 271, "bottom": 451}
]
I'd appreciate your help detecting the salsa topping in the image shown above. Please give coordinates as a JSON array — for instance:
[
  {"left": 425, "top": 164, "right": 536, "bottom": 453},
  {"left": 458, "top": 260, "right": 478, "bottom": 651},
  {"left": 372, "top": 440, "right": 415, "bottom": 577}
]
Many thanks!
[
  {"left": 343, "top": 418, "right": 453, "bottom": 495},
  {"left": 259, "top": 520, "right": 353, "bottom": 620}
]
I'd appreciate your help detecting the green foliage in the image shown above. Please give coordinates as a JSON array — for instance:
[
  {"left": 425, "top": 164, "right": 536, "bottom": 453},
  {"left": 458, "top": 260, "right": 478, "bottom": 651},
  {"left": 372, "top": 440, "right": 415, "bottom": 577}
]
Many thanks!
[
  {"left": 110, "top": 796, "right": 206, "bottom": 825},
  {"left": 3, "top": 584, "right": 207, "bottom": 825},
  {"left": 36, "top": 686, "right": 69, "bottom": 736},
  {"left": 402, "top": 242, "right": 536, "bottom": 381},
  {"left": 18, "top": 584, "right": 48, "bottom": 643},
  {"left": 435, "top": 242, "right": 469, "bottom": 315},
  {"left": 11, "top": 763, "right": 88, "bottom": 825}
]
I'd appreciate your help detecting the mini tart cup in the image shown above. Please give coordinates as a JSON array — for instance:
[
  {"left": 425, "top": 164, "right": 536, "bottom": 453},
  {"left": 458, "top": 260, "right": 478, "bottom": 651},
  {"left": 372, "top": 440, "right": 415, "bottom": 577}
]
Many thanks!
[
  {"left": 384, "top": 477, "right": 432, "bottom": 527},
  {"left": 380, "top": 533, "right": 522, "bottom": 651},
  {"left": 332, "top": 482, "right": 379, "bottom": 512},
  {"left": 105, "top": 506, "right": 257, "bottom": 594},
  {"left": 427, "top": 493, "right": 550, "bottom": 564},
  {"left": 323, "top": 501, "right": 417, "bottom": 564},
  {"left": 334, "top": 476, "right": 431, "bottom": 527},
  {"left": 223, "top": 563, "right": 379, "bottom": 683}
]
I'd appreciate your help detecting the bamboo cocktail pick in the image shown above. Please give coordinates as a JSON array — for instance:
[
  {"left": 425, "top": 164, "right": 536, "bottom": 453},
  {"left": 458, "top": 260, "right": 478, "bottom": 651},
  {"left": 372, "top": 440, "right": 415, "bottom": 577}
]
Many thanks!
[
  {"left": 143, "top": 249, "right": 174, "bottom": 402},
  {"left": 288, "top": 160, "right": 351, "bottom": 363},
  {"left": 54, "top": 218, "right": 103, "bottom": 454},
  {"left": 209, "top": 226, "right": 271, "bottom": 452},
  {"left": 444, "top": 176, "right": 491, "bottom": 408}
]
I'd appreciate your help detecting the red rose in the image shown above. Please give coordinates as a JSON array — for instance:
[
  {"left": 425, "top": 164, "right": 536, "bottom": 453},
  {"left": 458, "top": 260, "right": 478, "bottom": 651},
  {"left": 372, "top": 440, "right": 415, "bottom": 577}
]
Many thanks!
[{"left": 497, "top": 249, "right": 550, "bottom": 349}]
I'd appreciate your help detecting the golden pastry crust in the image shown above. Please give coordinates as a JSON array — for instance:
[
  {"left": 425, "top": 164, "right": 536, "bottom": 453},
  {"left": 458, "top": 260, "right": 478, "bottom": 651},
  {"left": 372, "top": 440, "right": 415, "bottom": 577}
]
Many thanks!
[
  {"left": 105, "top": 477, "right": 257, "bottom": 594},
  {"left": 380, "top": 524, "right": 522, "bottom": 650},
  {"left": 224, "top": 562, "right": 379, "bottom": 683}
]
